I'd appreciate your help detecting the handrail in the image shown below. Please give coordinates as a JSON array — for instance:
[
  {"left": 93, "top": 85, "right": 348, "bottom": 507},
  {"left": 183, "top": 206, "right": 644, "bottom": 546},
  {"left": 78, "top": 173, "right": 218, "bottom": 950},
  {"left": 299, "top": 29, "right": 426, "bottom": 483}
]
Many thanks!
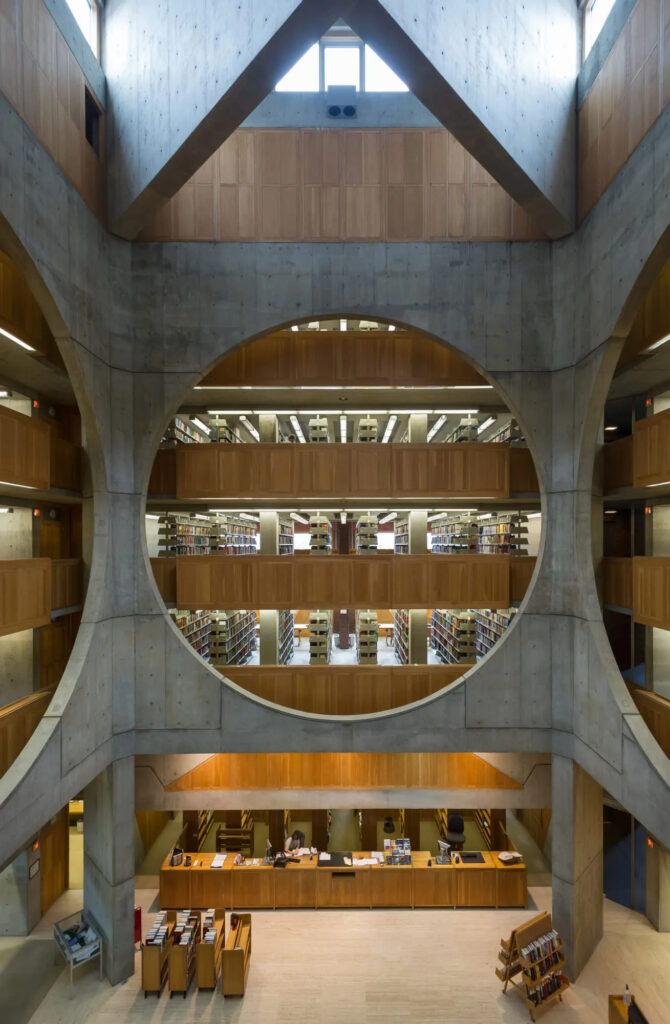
[
  {"left": 626, "top": 682, "right": 670, "bottom": 759},
  {"left": 0, "top": 688, "right": 55, "bottom": 778}
]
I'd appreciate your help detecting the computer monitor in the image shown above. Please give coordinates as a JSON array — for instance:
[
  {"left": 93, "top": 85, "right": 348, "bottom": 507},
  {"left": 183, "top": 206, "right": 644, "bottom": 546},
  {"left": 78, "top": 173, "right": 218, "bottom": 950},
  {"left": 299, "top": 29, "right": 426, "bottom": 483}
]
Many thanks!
[{"left": 438, "top": 840, "right": 451, "bottom": 855}]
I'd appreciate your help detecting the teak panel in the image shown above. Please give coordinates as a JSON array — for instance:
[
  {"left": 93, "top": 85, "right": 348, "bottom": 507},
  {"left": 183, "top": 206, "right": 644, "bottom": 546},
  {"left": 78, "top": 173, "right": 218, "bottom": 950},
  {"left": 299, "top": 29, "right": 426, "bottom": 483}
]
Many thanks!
[
  {"left": 633, "top": 409, "right": 670, "bottom": 487},
  {"left": 0, "top": 251, "right": 58, "bottom": 360},
  {"left": 273, "top": 866, "right": 317, "bottom": 908},
  {"left": 626, "top": 683, "right": 670, "bottom": 758},
  {"left": 368, "top": 867, "right": 413, "bottom": 907},
  {"left": 0, "top": 405, "right": 50, "bottom": 489},
  {"left": 0, "top": 558, "right": 51, "bottom": 636},
  {"left": 632, "top": 556, "right": 670, "bottom": 628},
  {"left": 412, "top": 865, "right": 457, "bottom": 907},
  {"left": 176, "top": 442, "right": 511, "bottom": 500},
  {"left": 509, "top": 447, "right": 539, "bottom": 493},
  {"left": 0, "top": 688, "right": 54, "bottom": 777},
  {"left": 509, "top": 556, "right": 537, "bottom": 602},
  {"left": 315, "top": 868, "right": 371, "bottom": 908},
  {"left": 619, "top": 261, "right": 670, "bottom": 367},
  {"left": 49, "top": 437, "right": 81, "bottom": 492},
  {"left": 151, "top": 557, "right": 177, "bottom": 604},
  {"left": 51, "top": 558, "right": 82, "bottom": 609},
  {"left": 222, "top": 664, "right": 465, "bottom": 715},
  {"left": 603, "top": 557, "right": 633, "bottom": 608},
  {"left": 231, "top": 868, "right": 275, "bottom": 909},
  {"left": 139, "top": 129, "right": 545, "bottom": 243},
  {"left": 175, "top": 553, "right": 510, "bottom": 610},
  {"left": 40, "top": 805, "right": 69, "bottom": 916},
  {"left": 148, "top": 448, "right": 177, "bottom": 496},
  {"left": 603, "top": 436, "right": 634, "bottom": 490}
]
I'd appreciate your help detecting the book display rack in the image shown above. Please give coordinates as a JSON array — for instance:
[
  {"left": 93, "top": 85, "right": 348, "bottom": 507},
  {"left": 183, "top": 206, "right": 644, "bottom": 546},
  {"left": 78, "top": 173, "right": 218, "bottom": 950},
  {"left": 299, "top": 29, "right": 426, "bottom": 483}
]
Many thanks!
[
  {"left": 309, "top": 515, "right": 332, "bottom": 553},
  {"left": 158, "top": 513, "right": 211, "bottom": 556},
  {"left": 393, "top": 608, "right": 410, "bottom": 664},
  {"left": 475, "top": 608, "right": 517, "bottom": 658},
  {"left": 222, "top": 913, "right": 252, "bottom": 996},
  {"left": 431, "top": 514, "right": 479, "bottom": 554},
  {"left": 173, "top": 610, "right": 211, "bottom": 662},
  {"left": 383, "top": 837, "right": 411, "bottom": 864},
  {"left": 478, "top": 513, "right": 528, "bottom": 554},
  {"left": 278, "top": 518, "right": 294, "bottom": 556},
  {"left": 278, "top": 609, "right": 295, "bottom": 664},
  {"left": 195, "top": 908, "right": 225, "bottom": 990},
  {"left": 168, "top": 910, "right": 201, "bottom": 997},
  {"left": 210, "top": 610, "right": 258, "bottom": 666},
  {"left": 162, "top": 415, "right": 210, "bottom": 446},
  {"left": 497, "top": 910, "right": 569, "bottom": 1021},
  {"left": 356, "top": 610, "right": 378, "bottom": 664},
  {"left": 394, "top": 518, "right": 409, "bottom": 554},
  {"left": 356, "top": 514, "right": 378, "bottom": 553},
  {"left": 309, "top": 610, "right": 332, "bottom": 664},
  {"left": 308, "top": 416, "right": 329, "bottom": 442},
  {"left": 431, "top": 609, "right": 477, "bottom": 664},
  {"left": 357, "top": 416, "right": 378, "bottom": 442},
  {"left": 445, "top": 416, "right": 478, "bottom": 442},
  {"left": 53, "top": 909, "right": 103, "bottom": 997},
  {"left": 142, "top": 910, "right": 175, "bottom": 997}
]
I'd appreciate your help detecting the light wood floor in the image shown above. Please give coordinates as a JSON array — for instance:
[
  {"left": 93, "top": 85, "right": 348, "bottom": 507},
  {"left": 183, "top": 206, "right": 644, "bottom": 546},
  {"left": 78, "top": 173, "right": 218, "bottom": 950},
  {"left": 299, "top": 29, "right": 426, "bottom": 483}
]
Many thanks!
[{"left": 6, "top": 887, "right": 670, "bottom": 1023}]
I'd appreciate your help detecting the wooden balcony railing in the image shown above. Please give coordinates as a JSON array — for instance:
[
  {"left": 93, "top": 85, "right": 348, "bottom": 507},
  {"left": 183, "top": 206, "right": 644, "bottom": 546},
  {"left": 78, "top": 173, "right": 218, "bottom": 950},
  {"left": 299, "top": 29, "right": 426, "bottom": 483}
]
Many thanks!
[
  {"left": 0, "top": 558, "right": 51, "bottom": 636},
  {"left": 603, "top": 436, "right": 633, "bottom": 491},
  {"left": 632, "top": 556, "right": 670, "bottom": 628},
  {"left": 626, "top": 683, "right": 670, "bottom": 759},
  {"left": 50, "top": 436, "right": 81, "bottom": 492},
  {"left": 633, "top": 408, "right": 670, "bottom": 488},
  {"left": 51, "top": 558, "right": 83, "bottom": 610},
  {"left": 602, "top": 557, "right": 633, "bottom": 608},
  {"left": 0, "top": 688, "right": 55, "bottom": 777},
  {"left": 0, "top": 405, "right": 50, "bottom": 489}
]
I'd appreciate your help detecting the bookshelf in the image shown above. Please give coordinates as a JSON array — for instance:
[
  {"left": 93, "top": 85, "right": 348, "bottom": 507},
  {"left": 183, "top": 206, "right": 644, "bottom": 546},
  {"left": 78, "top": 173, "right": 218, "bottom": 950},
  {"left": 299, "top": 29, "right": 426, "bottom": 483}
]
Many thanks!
[
  {"left": 173, "top": 610, "right": 211, "bottom": 662},
  {"left": 478, "top": 513, "right": 528, "bottom": 554},
  {"left": 278, "top": 609, "right": 294, "bottom": 665},
  {"left": 356, "top": 514, "right": 378, "bottom": 553},
  {"left": 356, "top": 610, "right": 378, "bottom": 664},
  {"left": 141, "top": 910, "right": 175, "bottom": 997},
  {"left": 195, "top": 908, "right": 225, "bottom": 990},
  {"left": 197, "top": 810, "right": 213, "bottom": 848},
  {"left": 208, "top": 414, "right": 242, "bottom": 444},
  {"left": 489, "top": 418, "right": 524, "bottom": 445},
  {"left": 475, "top": 608, "right": 517, "bottom": 659},
  {"left": 158, "top": 513, "right": 211, "bottom": 556},
  {"left": 431, "top": 514, "right": 479, "bottom": 554},
  {"left": 210, "top": 514, "right": 257, "bottom": 555},
  {"left": 309, "top": 515, "right": 332, "bottom": 553},
  {"left": 497, "top": 910, "right": 569, "bottom": 1021},
  {"left": 168, "top": 911, "right": 201, "bottom": 997},
  {"left": 393, "top": 609, "right": 409, "bottom": 665},
  {"left": 309, "top": 610, "right": 332, "bottom": 664},
  {"left": 445, "top": 416, "right": 478, "bottom": 442},
  {"left": 210, "top": 610, "right": 258, "bottom": 666},
  {"left": 431, "top": 609, "right": 477, "bottom": 664},
  {"left": 357, "top": 416, "right": 378, "bottom": 442},
  {"left": 308, "top": 416, "right": 329, "bottom": 442},
  {"left": 163, "top": 415, "right": 209, "bottom": 446},
  {"left": 222, "top": 913, "right": 252, "bottom": 997},
  {"left": 278, "top": 518, "right": 294, "bottom": 556},
  {"left": 474, "top": 808, "right": 493, "bottom": 848},
  {"left": 394, "top": 519, "right": 409, "bottom": 554}
]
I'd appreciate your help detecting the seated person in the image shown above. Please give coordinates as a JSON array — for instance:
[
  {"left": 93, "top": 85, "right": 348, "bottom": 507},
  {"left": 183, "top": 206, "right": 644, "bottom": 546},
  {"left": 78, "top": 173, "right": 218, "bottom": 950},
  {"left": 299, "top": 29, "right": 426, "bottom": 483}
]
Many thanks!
[{"left": 284, "top": 829, "right": 306, "bottom": 853}]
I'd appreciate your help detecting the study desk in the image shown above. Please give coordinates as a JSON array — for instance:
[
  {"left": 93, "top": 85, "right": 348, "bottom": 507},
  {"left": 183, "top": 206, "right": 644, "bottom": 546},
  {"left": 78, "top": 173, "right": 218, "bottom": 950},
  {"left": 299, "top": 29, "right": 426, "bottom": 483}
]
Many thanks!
[{"left": 160, "top": 851, "right": 526, "bottom": 910}]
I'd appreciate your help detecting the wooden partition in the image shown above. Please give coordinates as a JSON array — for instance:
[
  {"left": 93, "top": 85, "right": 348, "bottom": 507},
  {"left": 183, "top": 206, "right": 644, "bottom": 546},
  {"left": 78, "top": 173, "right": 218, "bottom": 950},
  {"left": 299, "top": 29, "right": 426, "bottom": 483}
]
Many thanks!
[
  {"left": 40, "top": 612, "right": 81, "bottom": 687},
  {"left": 0, "top": 405, "right": 50, "bottom": 489},
  {"left": 222, "top": 664, "right": 466, "bottom": 715},
  {"left": 51, "top": 558, "right": 82, "bottom": 610},
  {"left": 0, "top": 558, "right": 51, "bottom": 636},
  {"left": 509, "top": 447, "right": 539, "bottom": 493},
  {"left": 151, "top": 557, "right": 176, "bottom": 604},
  {"left": 176, "top": 442, "right": 511, "bottom": 500},
  {"left": 633, "top": 409, "right": 670, "bottom": 487},
  {"left": 632, "top": 557, "right": 670, "bottom": 628},
  {"left": 176, "top": 553, "right": 511, "bottom": 610},
  {"left": 603, "top": 557, "right": 633, "bottom": 608},
  {"left": 50, "top": 437, "right": 81, "bottom": 491},
  {"left": 626, "top": 684, "right": 670, "bottom": 759},
  {"left": 0, "top": 689, "right": 54, "bottom": 777},
  {"left": 148, "top": 448, "right": 177, "bottom": 495},
  {"left": 603, "top": 436, "right": 634, "bottom": 491},
  {"left": 509, "top": 556, "right": 536, "bottom": 602}
]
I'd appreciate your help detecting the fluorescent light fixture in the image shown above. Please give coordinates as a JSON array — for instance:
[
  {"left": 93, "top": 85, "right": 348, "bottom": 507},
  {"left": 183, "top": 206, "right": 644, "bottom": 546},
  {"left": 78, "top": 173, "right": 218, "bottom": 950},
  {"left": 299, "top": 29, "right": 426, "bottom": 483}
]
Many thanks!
[
  {"left": 647, "top": 481, "right": 670, "bottom": 487},
  {"left": 238, "top": 512, "right": 259, "bottom": 521},
  {"left": 239, "top": 415, "right": 260, "bottom": 441},
  {"left": 339, "top": 512, "right": 347, "bottom": 525},
  {"left": 340, "top": 415, "right": 347, "bottom": 443},
  {"left": 429, "top": 509, "right": 478, "bottom": 515},
  {"left": 434, "top": 408, "right": 478, "bottom": 415},
  {"left": 388, "top": 324, "right": 396, "bottom": 331},
  {"left": 145, "top": 513, "right": 160, "bottom": 520},
  {"left": 207, "top": 410, "right": 253, "bottom": 415},
  {"left": 0, "top": 326, "right": 36, "bottom": 352},
  {"left": 191, "top": 416, "right": 211, "bottom": 435},
  {"left": 447, "top": 385, "right": 494, "bottom": 390},
  {"left": 527, "top": 512, "right": 542, "bottom": 519},
  {"left": 192, "top": 513, "right": 210, "bottom": 521},
  {"left": 0, "top": 507, "right": 11, "bottom": 513},
  {"left": 642, "top": 333, "right": 670, "bottom": 354},
  {"left": 382, "top": 415, "right": 398, "bottom": 443},
  {"left": 604, "top": 510, "right": 618, "bottom": 514},
  {"left": 291, "top": 325, "right": 299, "bottom": 332},
  {"left": 378, "top": 512, "right": 397, "bottom": 524},
  {"left": 477, "top": 416, "right": 496, "bottom": 435},
  {"left": 297, "top": 410, "right": 346, "bottom": 415},
  {"left": 0, "top": 391, "right": 10, "bottom": 398},
  {"left": 290, "top": 512, "right": 309, "bottom": 524},
  {"left": 289, "top": 415, "right": 306, "bottom": 443},
  {"left": 604, "top": 425, "right": 618, "bottom": 432},
  {"left": 0, "top": 480, "right": 37, "bottom": 489},
  {"left": 340, "top": 318, "right": 347, "bottom": 331},
  {"left": 477, "top": 513, "right": 492, "bottom": 520},
  {"left": 427, "top": 415, "right": 447, "bottom": 441}
]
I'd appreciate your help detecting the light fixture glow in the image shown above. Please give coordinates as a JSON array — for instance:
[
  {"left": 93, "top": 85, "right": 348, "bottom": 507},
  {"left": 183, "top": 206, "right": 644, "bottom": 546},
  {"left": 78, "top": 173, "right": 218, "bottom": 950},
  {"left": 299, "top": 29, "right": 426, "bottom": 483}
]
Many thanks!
[
  {"left": 604, "top": 510, "right": 618, "bottom": 514},
  {"left": 145, "top": 513, "right": 160, "bottom": 520},
  {"left": 382, "top": 415, "right": 398, "bottom": 443},
  {"left": 339, "top": 512, "right": 347, "bottom": 525},
  {"left": 207, "top": 409, "right": 253, "bottom": 415},
  {"left": 340, "top": 318, "right": 347, "bottom": 331},
  {"left": 378, "top": 512, "right": 397, "bottom": 524},
  {"left": 191, "top": 416, "right": 211, "bottom": 435},
  {"left": 291, "top": 325, "right": 299, "bottom": 332},
  {"left": 477, "top": 513, "right": 492, "bottom": 520},
  {"left": 340, "top": 415, "right": 347, "bottom": 443},
  {"left": 289, "top": 415, "right": 306, "bottom": 443},
  {"left": 527, "top": 512, "right": 542, "bottom": 519},
  {"left": 447, "top": 385, "right": 494, "bottom": 390},
  {"left": 192, "top": 513, "right": 210, "bottom": 521},
  {"left": 647, "top": 481, "right": 670, "bottom": 487},
  {"left": 604, "top": 425, "right": 618, "bottom": 431},
  {"left": 0, "top": 326, "right": 36, "bottom": 352},
  {"left": 427, "top": 415, "right": 447, "bottom": 441},
  {"left": 477, "top": 416, "right": 496, "bottom": 435},
  {"left": 0, "top": 480, "right": 37, "bottom": 489},
  {"left": 238, "top": 512, "right": 260, "bottom": 522},
  {"left": 289, "top": 512, "right": 309, "bottom": 524},
  {"left": 239, "top": 415, "right": 260, "bottom": 441},
  {"left": 0, "top": 507, "right": 11, "bottom": 513},
  {"left": 642, "top": 333, "right": 670, "bottom": 354}
]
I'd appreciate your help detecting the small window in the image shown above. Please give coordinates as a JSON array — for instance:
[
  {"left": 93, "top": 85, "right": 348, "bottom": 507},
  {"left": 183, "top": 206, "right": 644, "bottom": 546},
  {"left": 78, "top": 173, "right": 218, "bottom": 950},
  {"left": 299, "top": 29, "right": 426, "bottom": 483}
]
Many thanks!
[
  {"left": 65, "top": 0, "right": 99, "bottom": 59},
  {"left": 84, "top": 88, "right": 101, "bottom": 156},
  {"left": 323, "top": 44, "right": 362, "bottom": 91},
  {"left": 583, "top": 0, "right": 616, "bottom": 60}
]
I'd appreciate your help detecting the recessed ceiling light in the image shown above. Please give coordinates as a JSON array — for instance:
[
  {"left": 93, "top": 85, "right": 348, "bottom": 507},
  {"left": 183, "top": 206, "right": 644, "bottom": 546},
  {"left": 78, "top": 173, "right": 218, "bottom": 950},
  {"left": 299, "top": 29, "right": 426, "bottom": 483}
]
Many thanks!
[
  {"left": 642, "top": 333, "right": 670, "bottom": 354},
  {"left": 0, "top": 326, "right": 36, "bottom": 352},
  {"left": 604, "top": 425, "right": 618, "bottom": 431}
]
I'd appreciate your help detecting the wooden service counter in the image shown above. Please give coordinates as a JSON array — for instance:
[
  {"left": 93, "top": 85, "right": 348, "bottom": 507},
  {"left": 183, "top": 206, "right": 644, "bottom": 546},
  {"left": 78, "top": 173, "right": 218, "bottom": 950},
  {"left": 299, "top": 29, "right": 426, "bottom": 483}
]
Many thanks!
[{"left": 160, "top": 851, "right": 526, "bottom": 911}]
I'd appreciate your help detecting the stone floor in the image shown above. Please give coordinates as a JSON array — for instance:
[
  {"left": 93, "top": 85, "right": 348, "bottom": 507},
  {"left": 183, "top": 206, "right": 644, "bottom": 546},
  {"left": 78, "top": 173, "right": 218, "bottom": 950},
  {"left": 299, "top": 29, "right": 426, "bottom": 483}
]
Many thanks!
[{"left": 1, "top": 886, "right": 669, "bottom": 1023}]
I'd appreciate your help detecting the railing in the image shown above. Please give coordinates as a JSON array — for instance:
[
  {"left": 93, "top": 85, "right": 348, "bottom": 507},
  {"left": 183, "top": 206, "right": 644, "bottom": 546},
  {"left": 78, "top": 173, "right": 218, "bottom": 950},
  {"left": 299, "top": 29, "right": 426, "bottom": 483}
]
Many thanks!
[
  {"left": 0, "top": 689, "right": 55, "bottom": 777},
  {"left": 0, "top": 558, "right": 51, "bottom": 636},
  {"left": 602, "top": 557, "right": 633, "bottom": 608},
  {"left": 603, "top": 435, "right": 633, "bottom": 491},
  {"left": 0, "top": 405, "right": 50, "bottom": 489},
  {"left": 51, "top": 558, "right": 83, "bottom": 610},
  {"left": 626, "top": 683, "right": 670, "bottom": 759},
  {"left": 632, "top": 556, "right": 670, "bottom": 628},
  {"left": 50, "top": 437, "right": 81, "bottom": 492}
]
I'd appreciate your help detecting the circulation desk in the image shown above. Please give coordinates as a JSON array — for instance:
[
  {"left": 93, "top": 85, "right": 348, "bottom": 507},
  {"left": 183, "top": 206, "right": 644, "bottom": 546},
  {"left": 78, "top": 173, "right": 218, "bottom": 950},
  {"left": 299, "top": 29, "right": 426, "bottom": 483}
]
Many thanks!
[{"left": 160, "top": 851, "right": 526, "bottom": 910}]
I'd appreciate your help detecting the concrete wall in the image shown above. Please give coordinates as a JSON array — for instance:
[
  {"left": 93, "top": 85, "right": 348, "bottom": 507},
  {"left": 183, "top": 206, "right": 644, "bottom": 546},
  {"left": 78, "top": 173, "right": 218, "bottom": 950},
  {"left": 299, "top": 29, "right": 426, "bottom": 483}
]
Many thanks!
[
  {"left": 0, "top": 631, "right": 35, "bottom": 707},
  {"left": 0, "top": 852, "right": 28, "bottom": 936},
  {"left": 0, "top": 507, "right": 33, "bottom": 558}
]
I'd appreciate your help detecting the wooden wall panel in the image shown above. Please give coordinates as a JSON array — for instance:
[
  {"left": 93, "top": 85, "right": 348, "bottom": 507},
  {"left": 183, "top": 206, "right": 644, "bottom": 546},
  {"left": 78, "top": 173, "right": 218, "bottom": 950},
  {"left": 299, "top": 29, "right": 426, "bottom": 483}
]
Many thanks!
[
  {"left": 603, "top": 435, "right": 634, "bottom": 490},
  {"left": 151, "top": 557, "right": 177, "bottom": 605},
  {"left": 40, "top": 805, "right": 69, "bottom": 916},
  {"left": 626, "top": 682, "right": 670, "bottom": 758},
  {"left": 175, "top": 442, "right": 512, "bottom": 500},
  {"left": 201, "top": 329, "right": 485, "bottom": 388},
  {"left": 633, "top": 408, "right": 670, "bottom": 486},
  {"left": 148, "top": 448, "right": 177, "bottom": 496},
  {"left": 39, "top": 611, "right": 80, "bottom": 687},
  {"left": 579, "top": 0, "right": 668, "bottom": 221},
  {"left": 0, "top": 558, "right": 51, "bottom": 636},
  {"left": 510, "top": 556, "right": 537, "bottom": 602},
  {"left": 603, "top": 556, "right": 633, "bottom": 608},
  {"left": 618, "top": 260, "right": 670, "bottom": 367},
  {"left": 139, "top": 128, "right": 545, "bottom": 243},
  {"left": 50, "top": 436, "right": 81, "bottom": 492},
  {"left": 0, "top": 0, "right": 104, "bottom": 219},
  {"left": 633, "top": 555, "right": 670, "bottom": 626},
  {"left": 166, "top": 752, "right": 523, "bottom": 792},
  {"left": 136, "top": 810, "right": 171, "bottom": 853},
  {"left": 51, "top": 557, "right": 82, "bottom": 609},
  {"left": 0, "top": 688, "right": 54, "bottom": 776},
  {"left": 222, "top": 664, "right": 466, "bottom": 715},
  {"left": 0, "top": 251, "right": 58, "bottom": 359},
  {"left": 0, "top": 404, "right": 50, "bottom": 489},
  {"left": 510, "top": 447, "right": 540, "bottom": 493},
  {"left": 175, "top": 553, "right": 511, "bottom": 610}
]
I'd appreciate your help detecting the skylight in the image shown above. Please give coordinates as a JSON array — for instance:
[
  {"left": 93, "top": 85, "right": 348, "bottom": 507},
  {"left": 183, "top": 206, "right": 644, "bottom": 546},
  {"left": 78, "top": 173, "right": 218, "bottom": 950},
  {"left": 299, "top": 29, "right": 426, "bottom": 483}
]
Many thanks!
[
  {"left": 583, "top": 0, "right": 616, "bottom": 59},
  {"left": 276, "top": 34, "right": 408, "bottom": 92},
  {"left": 65, "top": 0, "right": 99, "bottom": 57}
]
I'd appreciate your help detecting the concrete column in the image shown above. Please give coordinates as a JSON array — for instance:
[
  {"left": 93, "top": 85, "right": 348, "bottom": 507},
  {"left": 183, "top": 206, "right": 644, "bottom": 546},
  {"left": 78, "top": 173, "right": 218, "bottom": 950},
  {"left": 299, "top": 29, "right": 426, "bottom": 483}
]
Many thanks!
[
  {"left": 259, "top": 413, "right": 278, "bottom": 442},
  {"left": 83, "top": 757, "right": 135, "bottom": 985},
  {"left": 408, "top": 509, "right": 428, "bottom": 664},
  {"left": 408, "top": 414, "right": 428, "bottom": 443},
  {"left": 645, "top": 837, "right": 670, "bottom": 931},
  {"left": 551, "top": 756, "right": 603, "bottom": 980},
  {"left": 259, "top": 511, "right": 279, "bottom": 554},
  {"left": 259, "top": 512, "right": 279, "bottom": 664}
]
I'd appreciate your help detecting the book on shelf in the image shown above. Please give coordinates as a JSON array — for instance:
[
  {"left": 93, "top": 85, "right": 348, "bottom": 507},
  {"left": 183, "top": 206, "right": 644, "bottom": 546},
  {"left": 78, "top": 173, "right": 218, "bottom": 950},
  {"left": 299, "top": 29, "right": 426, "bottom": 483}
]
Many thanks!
[
  {"left": 162, "top": 414, "right": 210, "bottom": 446},
  {"left": 394, "top": 518, "right": 409, "bottom": 555},
  {"left": 172, "top": 609, "right": 211, "bottom": 662},
  {"left": 309, "top": 515, "right": 332, "bottom": 553},
  {"left": 356, "top": 609, "right": 378, "bottom": 664},
  {"left": 210, "top": 610, "right": 258, "bottom": 666},
  {"left": 393, "top": 608, "right": 410, "bottom": 665},
  {"left": 431, "top": 609, "right": 477, "bottom": 665},
  {"left": 357, "top": 416, "right": 378, "bottom": 442},
  {"left": 278, "top": 609, "right": 294, "bottom": 665},
  {"left": 309, "top": 610, "right": 332, "bottom": 664},
  {"left": 356, "top": 514, "right": 378, "bottom": 553}
]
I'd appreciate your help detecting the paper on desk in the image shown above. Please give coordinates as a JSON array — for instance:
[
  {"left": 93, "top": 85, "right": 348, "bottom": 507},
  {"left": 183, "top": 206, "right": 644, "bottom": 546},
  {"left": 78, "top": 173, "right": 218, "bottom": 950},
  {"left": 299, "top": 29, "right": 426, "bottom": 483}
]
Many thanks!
[
  {"left": 297, "top": 848, "right": 312, "bottom": 857},
  {"left": 210, "top": 854, "right": 226, "bottom": 868},
  {"left": 319, "top": 853, "right": 331, "bottom": 862},
  {"left": 371, "top": 851, "right": 384, "bottom": 862}
]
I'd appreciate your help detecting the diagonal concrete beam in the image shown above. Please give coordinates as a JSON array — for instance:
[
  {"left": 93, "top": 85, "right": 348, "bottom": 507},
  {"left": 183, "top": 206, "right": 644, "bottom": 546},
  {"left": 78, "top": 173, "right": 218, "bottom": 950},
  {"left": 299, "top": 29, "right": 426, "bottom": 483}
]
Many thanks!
[
  {"left": 347, "top": 0, "right": 579, "bottom": 239},
  {"left": 104, "top": 0, "right": 354, "bottom": 239}
]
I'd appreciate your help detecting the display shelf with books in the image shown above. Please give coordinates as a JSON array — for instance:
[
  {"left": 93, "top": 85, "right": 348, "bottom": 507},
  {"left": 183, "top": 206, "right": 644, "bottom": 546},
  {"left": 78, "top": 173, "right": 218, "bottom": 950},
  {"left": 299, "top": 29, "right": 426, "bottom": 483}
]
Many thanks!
[
  {"left": 142, "top": 910, "right": 176, "bottom": 997},
  {"left": 394, "top": 518, "right": 409, "bottom": 555},
  {"left": 309, "top": 515, "right": 332, "bottom": 553},
  {"left": 208, "top": 414, "right": 242, "bottom": 444},
  {"left": 162, "top": 415, "right": 210, "bottom": 446},
  {"left": 356, "top": 514, "right": 378, "bottom": 553},
  {"left": 197, "top": 810, "right": 213, "bottom": 848},
  {"left": 309, "top": 610, "right": 332, "bottom": 664},
  {"left": 210, "top": 514, "right": 257, "bottom": 555},
  {"left": 445, "top": 416, "right": 478, "bottom": 442},
  {"left": 158, "top": 513, "right": 212, "bottom": 557},
  {"left": 222, "top": 913, "right": 252, "bottom": 997},
  {"left": 278, "top": 518, "right": 294, "bottom": 556},
  {"left": 393, "top": 608, "right": 410, "bottom": 665},
  {"left": 431, "top": 514, "right": 479, "bottom": 554},
  {"left": 489, "top": 418, "right": 524, "bottom": 445},
  {"left": 431, "top": 609, "right": 477, "bottom": 664},
  {"left": 498, "top": 910, "right": 569, "bottom": 1021},
  {"left": 196, "top": 909, "right": 225, "bottom": 990},
  {"left": 356, "top": 610, "right": 378, "bottom": 664},
  {"left": 168, "top": 911, "right": 201, "bottom": 997},
  {"left": 210, "top": 610, "right": 258, "bottom": 666},
  {"left": 173, "top": 610, "right": 211, "bottom": 662},
  {"left": 478, "top": 513, "right": 528, "bottom": 554},
  {"left": 475, "top": 608, "right": 517, "bottom": 659},
  {"left": 308, "top": 415, "right": 329, "bottom": 442},
  {"left": 278, "top": 609, "right": 295, "bottom": 665},
  {"left": 383, "top": 837, "right": 411, "bottom": 865},
  {"left": 357, "top": 416, "right": 378, "bottom": 442}
]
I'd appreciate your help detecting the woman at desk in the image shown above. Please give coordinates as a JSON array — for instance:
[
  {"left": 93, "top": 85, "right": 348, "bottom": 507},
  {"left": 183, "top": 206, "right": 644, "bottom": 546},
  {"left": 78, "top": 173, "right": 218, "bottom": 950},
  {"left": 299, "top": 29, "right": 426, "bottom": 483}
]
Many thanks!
[{"left": 284, "top": 829, "right": 306, "bottom": 852}]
